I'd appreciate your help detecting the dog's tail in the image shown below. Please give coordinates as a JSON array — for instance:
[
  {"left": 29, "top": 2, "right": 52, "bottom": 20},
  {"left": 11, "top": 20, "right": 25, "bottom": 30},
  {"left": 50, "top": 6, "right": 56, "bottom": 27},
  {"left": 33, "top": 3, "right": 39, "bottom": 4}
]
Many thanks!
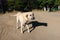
[
  {"left": 10, "top": 12, "right": 22, "bottom": 16},
  {"left": 10, "top": 14, "right": 17, "bottom": 16}
]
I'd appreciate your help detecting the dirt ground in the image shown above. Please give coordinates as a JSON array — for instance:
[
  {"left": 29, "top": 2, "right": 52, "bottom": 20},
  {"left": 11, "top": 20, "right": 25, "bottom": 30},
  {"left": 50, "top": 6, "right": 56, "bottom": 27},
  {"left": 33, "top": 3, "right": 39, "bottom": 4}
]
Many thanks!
[{"left": 0, "top": 10, "right": 60, "bottom": 40}]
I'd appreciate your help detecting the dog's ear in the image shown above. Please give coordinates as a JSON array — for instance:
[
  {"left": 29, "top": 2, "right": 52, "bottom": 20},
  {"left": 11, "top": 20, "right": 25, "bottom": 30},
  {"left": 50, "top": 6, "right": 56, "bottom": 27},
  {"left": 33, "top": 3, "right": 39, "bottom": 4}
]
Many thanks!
[{"left": 26, "top": 14, "right": 28, "bottom": 18}]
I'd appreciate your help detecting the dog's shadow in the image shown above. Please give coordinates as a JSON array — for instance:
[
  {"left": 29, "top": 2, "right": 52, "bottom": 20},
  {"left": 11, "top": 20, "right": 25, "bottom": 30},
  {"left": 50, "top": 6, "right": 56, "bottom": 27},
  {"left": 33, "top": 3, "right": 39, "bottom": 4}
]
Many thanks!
[{"left": 29, "top": 21, "right": 48, "bottom": 32}]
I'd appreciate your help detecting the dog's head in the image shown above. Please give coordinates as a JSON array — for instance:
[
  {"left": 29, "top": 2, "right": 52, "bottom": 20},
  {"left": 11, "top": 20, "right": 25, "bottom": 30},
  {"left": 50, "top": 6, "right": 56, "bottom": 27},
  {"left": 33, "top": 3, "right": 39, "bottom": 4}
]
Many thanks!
[{"left": 26, "top": 12, "right": 35, "bottom": 20}]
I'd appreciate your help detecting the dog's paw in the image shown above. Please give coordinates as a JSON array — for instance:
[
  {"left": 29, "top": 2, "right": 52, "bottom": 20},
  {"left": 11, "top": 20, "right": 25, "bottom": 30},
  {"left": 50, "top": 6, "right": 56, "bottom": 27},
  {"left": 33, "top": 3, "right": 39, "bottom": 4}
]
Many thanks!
[
  {"left": 16, "top": 27, "right": 19, "bottom": 29},
  {"left": 21, "top": 32, "right": 23, "bottom": 33},
  {"left": 28, "top": 31, "right": 30, "bottom": 33}
]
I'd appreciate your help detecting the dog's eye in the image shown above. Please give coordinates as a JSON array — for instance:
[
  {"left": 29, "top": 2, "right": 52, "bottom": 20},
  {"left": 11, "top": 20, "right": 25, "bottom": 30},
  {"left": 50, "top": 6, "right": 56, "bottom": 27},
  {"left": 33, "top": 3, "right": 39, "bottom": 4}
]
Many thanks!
[
  {"left": 30, "top": 15, "right": 31, "bottom": 16},
  {"left": 32, "top": 14, "right": 34, "bottom": 16}
]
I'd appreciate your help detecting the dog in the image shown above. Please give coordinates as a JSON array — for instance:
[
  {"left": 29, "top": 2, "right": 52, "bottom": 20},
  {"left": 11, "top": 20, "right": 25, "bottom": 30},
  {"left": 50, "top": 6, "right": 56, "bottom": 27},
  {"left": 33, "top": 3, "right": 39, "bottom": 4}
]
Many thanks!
[{"left": 12, "top": 12, "right": 35, "bottom": 33}]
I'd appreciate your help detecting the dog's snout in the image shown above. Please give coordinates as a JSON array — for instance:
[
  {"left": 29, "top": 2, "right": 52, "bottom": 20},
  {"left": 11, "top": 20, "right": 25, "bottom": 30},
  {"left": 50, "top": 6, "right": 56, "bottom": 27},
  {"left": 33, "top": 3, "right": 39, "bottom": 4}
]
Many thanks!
[
  {"left": 33, "top": 17, "right": 35, "bottom": 19},
  {"left": 32, "top": 17, "right": 35, "bottom": 20}
]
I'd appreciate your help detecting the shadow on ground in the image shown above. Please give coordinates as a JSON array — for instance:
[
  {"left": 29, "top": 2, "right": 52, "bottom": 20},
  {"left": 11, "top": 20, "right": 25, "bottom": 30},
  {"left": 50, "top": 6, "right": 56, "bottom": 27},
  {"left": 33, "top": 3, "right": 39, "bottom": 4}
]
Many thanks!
[{"left": 29, "top": 21, "right": 48, "bottom": 32}]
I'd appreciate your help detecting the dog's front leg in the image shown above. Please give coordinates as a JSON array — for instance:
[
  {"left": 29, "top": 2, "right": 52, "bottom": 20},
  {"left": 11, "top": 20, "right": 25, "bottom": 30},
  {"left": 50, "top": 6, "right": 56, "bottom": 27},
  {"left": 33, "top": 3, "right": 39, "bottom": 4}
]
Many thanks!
[
  {"left": 21, "top": 24, "right": 23, "bottom": 33},
  {"left": 26, "top": 25, "right": 30, "bottom": 33}
]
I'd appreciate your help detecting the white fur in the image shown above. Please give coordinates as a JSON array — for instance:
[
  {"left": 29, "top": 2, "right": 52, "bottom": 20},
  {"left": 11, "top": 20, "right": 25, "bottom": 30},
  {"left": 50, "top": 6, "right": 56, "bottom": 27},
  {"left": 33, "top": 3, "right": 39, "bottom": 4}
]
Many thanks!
[{"left": 12, "top": 12, "right": 34, "bottom": 33}]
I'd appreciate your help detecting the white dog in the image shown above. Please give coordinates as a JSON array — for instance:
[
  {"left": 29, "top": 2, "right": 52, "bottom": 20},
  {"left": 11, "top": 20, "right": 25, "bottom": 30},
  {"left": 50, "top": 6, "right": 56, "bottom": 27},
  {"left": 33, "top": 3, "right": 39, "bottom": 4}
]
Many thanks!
[{"left": 12, "top": 12, "right": 35, "bottom": 33}]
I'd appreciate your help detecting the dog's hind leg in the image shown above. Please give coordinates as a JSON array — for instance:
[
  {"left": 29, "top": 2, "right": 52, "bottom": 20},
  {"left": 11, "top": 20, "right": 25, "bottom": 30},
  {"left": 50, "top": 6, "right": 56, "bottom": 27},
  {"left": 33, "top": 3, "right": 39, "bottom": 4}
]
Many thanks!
[
  {"left": 26, "top": 25, "right": 30, "bottom": 33},
  {"left": 16, "top": 17, "right": 19, "bottom": 29}
]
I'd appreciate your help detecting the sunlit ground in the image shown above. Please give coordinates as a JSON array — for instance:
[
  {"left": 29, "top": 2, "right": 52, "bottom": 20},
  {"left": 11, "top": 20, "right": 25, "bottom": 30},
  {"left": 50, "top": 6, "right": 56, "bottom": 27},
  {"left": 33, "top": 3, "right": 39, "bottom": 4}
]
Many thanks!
[{"left": 0, "top": 10, "right": 60, "bottom": 40}]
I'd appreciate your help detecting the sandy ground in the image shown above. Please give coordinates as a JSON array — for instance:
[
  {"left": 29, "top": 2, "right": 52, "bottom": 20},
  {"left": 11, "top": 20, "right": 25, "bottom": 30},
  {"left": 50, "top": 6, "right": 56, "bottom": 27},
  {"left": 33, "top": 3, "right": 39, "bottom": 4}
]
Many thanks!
[{"left": 0, "top": 10, "right": 60, "bottom": 40}]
